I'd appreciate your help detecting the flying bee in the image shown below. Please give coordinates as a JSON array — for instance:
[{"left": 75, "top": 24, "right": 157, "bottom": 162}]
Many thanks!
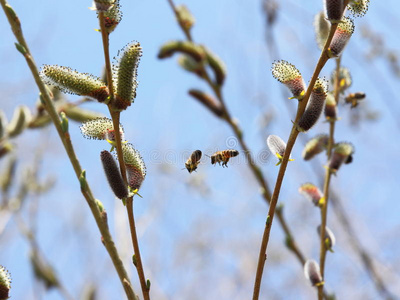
[
  {"left": 184, "top": 150, "right": 202, "bottom": 173},
  {"left": 345, "top": 92, "right": 366, "bottom": 108},
  {"left": 210, "top": 149, "right": 239, "bottom": 167}
]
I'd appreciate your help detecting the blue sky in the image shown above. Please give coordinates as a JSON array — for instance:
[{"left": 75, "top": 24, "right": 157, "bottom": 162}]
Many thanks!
[{"left": 1, "top": 0, "right": 400, "bottom": 299}]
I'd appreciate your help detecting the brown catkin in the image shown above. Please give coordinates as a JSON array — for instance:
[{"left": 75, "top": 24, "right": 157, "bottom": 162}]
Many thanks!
[
  {"left": 328, "top": 142, "right": 354, "bottom": 171},
  {"left": 126, "top": 164, "right": 145, "bottom": 190},
  {"left": 329, "top": 17, "right": 355, "bottom": 57},
  {"left": 100, "top": 150, "right": 128, "bottom": 199},
  {"left": 325, "top": 0, "right": 344, "bottom": 22},
  {"left": 324, "top": 93, "right": 338, "bottom": 120},
  {"left": 297, "top": 78, "right": 328, "bottom": 132},
  {"left": 302, "top": 134, "right": 329, "bottom": 160},
  {"left": 121, "top": 143, "right": 146, "bottom": 190}
]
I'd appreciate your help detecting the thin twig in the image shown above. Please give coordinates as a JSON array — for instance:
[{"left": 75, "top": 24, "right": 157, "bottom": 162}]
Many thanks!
[
  {"left": 126, "top": 197, "right": 150, "bottom": 299},
  {"left": 98, "top": 12, "right": 150, "bottom": 300},
  {"left": 108, "top": 112, "right": 149, "bottom": 300},
  {"left": 317, "top": 56, "right": 341, "bottom": 300},
  {"left": 252, "top": 18, "right": 338, "bottom": 298},
  {"left": 0, "top": 2, "right": 136, "bottom": 299},
  {"left": 98, "top": 12, "right": 115, "bottom": 101}
]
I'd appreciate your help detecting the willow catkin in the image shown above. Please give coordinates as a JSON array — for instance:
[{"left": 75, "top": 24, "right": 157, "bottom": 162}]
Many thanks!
[
  {"left": 40, "top": 65, "right": 109, "bottom": 102},
  {"left": 80, "top": 117, "right": 124, "bottom": 141},
  {"left": 329, "top": 17, "right": 355, "bottom": 57},
  {"left": 298, "top": 183, "right": 323, "bottom": 206},
  {"left": 271, "top": 60, "right": 306, "bottom": 99},
  {"left": 112, "top": 41, "right": 142, "bottom": 110},
  {"left": 324, "top": 0, "right": 344, "bottom": 22},
  {"left": 317, "top": 225, "right": 336, "bottom": 250},
  {"left": 100, "top": 150, "right": 128, "bottom": 199},
  {"left": 302, "top": 134, "right": 329, "bottom": 160},
  {"left": 304, "top": 260, "right": 323, "bottom": 286},
  {"left": 297, "top": 78, "right": 328, "bottom": 132},
  {"left": 121, "top": 143, "right": 146, "bottom": 190}
]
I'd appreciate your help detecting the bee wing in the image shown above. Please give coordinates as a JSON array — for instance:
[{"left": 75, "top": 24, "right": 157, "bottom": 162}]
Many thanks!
[{"left": 191, "top": 150, "right": 202, "bottom": 162}]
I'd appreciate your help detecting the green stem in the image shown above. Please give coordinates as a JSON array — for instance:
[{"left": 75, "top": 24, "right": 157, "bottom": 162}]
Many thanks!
[{"left": 0, "top": 2, "right": 137, "bottom": 299}]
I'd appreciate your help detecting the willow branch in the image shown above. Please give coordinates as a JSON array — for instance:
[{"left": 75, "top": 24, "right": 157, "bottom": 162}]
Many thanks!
[
  {"left": 0, "top": 2, "right": 136, "bottom": 299},
  {"left": 252, "top": 18, "right": 340, "bottom": 299},
  {"left": 98, "top": 12, "right": 115, "bottom": 101},
  {"left": 98, "top": 12, "right": 150, "bottom": 300},
  {"left": 317, "top": 52, "right": 340, "bottom": 299}
]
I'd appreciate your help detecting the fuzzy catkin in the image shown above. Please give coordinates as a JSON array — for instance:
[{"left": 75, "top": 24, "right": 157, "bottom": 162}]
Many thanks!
[
  {"left": 121, "top": 143, "right": 146, "bottom": 190},
  {"left": 317, "top": 225, "right": 336, "bottom": 249},
  {"left": 304, "top": 260, "right": 323, "bottom": 286},
  {"left": 325, "top": 0, "right": 344, "bottom": 22},
  {"left": 80, "top": 117, "right": 124, "bottom": 141},
  {"left": 100, "top": 150, "right": 128, "bottom": 199},
  {"left": 299, "top": 183, "right": 323, "bottom": 206},
  {"left": 271, "top": 60, "right": 306, "bottom": 99},
  {"left": 331, "top": 67, "right": 352, "bottom": 92},
  {"left": 0, "top": 266, "right": 11, "bottom": 300},
  {"left": 297, "top": 78, "right": 328, "bottom": 132},
  {"left": 302, "top": 134, "right": 329, "bottom": 160},
  {"left": 314, "top": 11, "right": 330, "bottom": 50},
  {"left": 112, "top": 42, "right": 142, "bottom": 110},
  {"left": 126, "top": 164, "right": 145, "bottom": 190},
  {"left": 40, "top": 65, "right": 109, "bottom": 102},
  {"left": 329, "top": 17, "right": 355, "bottom": 57},
  {"left": 347, "top": 0, "right": 369, "bottom": 18},
  {"left": 324, "top": 93, "right": 338, "bottom": 120},
  {"left": 267, "top": 135, "right": 286, "bottom": 157},
  {"left": 102, "top": 0, "right": 122, "bottom": 33},
  {"left": 328, "top": 142, "right": 354, "bottom": 171}
]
